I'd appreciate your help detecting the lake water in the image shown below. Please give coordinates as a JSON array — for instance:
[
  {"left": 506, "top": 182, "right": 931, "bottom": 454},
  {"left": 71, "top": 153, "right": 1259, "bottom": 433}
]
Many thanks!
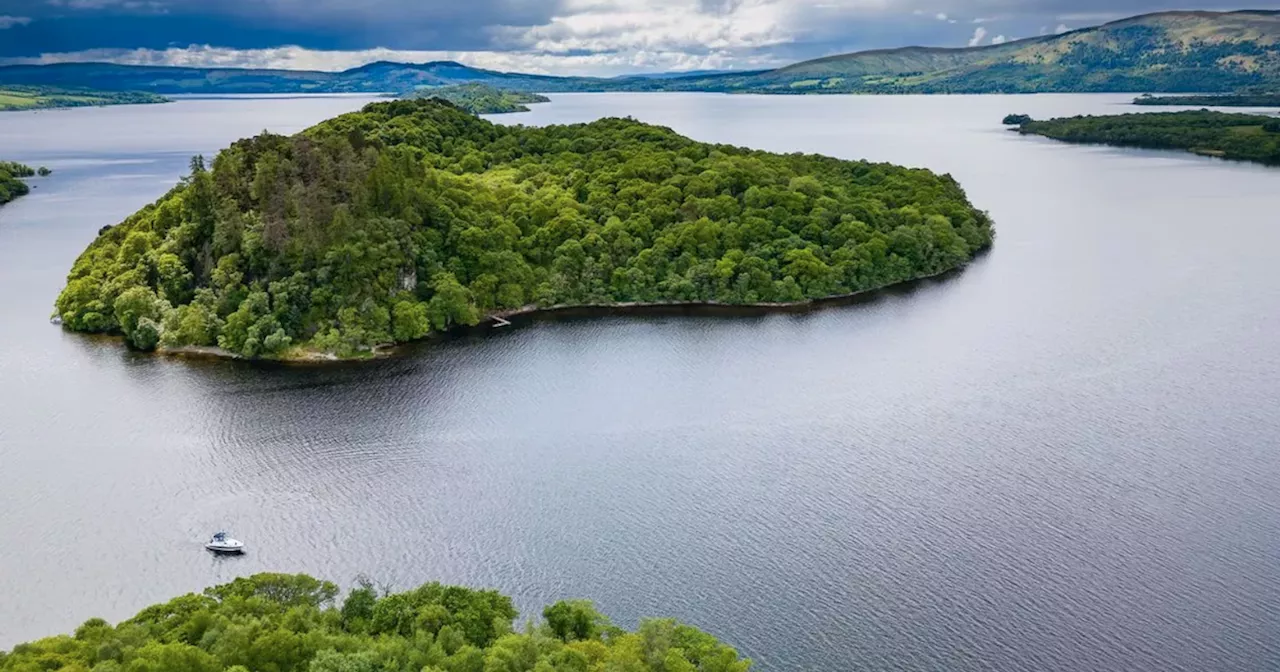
[{"left": 2, "top": 93, "right": 1279, "bottom": 671}]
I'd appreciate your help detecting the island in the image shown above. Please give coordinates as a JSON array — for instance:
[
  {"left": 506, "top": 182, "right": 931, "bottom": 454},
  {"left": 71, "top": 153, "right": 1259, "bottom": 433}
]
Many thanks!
[
  {"left": 1008, "top": 111, "right": 1280, "bottom": 166},
  {"left": 1133, "top": 92, "right": 1280, "bottom": 107},
  {"left": 0, "top": 85, "right": 168, "bottom": 112},
  {"left": 0, "top": 160, "right": 49, "bottom": 205},
  {"left": 406, "top": 83, "right": 551, "bottom": 114},
  {"left": 54, "top": 98, "right": 994, "bottom": 360},
  {"left": 0, "top": 573, "right": 753, "bottom": 671}
]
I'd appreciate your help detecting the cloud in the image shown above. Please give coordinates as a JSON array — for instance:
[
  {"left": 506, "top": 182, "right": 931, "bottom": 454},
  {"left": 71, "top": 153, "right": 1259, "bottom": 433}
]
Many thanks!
[
  {"left": 991, "top": 34, "right": 1006, "bottom": 44},
  {"left": 0, "top": 0, "right": 1271, "bottom": 74},
  {"left": 494, "top": 0, "right": 795, "bottom": 55},
  {"left": 968, "top": 25, "right": 987, "bottom": 46},
  {"left": 1055, "top": 23, "right": 1070, "bottom": 34}
]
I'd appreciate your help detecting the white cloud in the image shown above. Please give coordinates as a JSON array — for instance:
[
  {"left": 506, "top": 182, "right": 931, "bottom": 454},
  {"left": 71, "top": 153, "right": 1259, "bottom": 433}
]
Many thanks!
[
  {"left": 934, "top": 12, "right": 947, "bottom": 20},
  {"left": 493, "top": 0, "right": 796, "bottom": 56},
  {"left": 968, "top": 25, "right": 987, "bottom": 46},
  {"left": 991, "top": 34, "right": 1006, "bottom": 44},
  {"left": 1055, "top": 22, "right": 1070, "bottom": 33},
  {"left": 0, "top": 15, "right": 31, "bottom": 29}
]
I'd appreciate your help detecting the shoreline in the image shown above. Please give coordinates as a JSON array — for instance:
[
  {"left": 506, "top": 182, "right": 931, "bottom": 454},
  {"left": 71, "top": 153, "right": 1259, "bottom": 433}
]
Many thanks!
[{"left": 148, "top": 262, "right": 977, "bottom": 365}]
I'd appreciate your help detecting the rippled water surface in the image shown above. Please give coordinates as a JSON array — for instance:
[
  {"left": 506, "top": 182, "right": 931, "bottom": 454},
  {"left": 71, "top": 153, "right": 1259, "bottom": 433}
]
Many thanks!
[{"left": 2, "top": 93, "right": 1279, "bottom": 671}]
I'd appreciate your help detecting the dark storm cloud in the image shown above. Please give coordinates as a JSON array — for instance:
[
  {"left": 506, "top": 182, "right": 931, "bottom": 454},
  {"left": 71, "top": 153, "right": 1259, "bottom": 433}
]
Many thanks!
[
  {"left": 0, "top": 0, "right": 561, "bottom": 56},
  {"left": 0, "top": 0, "right": 1277, "bottom": 69}
]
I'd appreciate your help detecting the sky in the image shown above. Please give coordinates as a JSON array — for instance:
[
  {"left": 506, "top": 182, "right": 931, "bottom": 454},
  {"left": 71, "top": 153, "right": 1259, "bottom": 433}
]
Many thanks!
[{"left": 0, "top": 0, "right": 1276, "bottom": 75}]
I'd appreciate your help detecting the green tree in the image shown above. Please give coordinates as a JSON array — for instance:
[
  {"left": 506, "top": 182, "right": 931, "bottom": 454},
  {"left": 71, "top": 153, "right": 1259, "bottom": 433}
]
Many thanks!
[
  {"left": 542, "top": 601, "right": 610, "bottom": 643},
  {"left": 392, "top": 300, "right": 432, "bottom": 341},
  {"left": 427, "top": 273, "right": 479, "bottom": 331},
  {"left": 113, "top": 286, "right": 164, "bottom": 351}
]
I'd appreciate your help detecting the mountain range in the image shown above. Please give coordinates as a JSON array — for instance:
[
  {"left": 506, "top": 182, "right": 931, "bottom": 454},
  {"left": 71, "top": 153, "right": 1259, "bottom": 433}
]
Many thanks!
[{"left": 1, "top": 10, "right": 1277, "bottom": 96}]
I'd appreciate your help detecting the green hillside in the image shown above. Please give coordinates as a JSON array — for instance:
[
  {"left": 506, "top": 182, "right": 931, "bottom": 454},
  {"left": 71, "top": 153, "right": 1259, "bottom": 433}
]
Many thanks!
[
  {"left": 659, "top": 10, "right": 1280, "bottom": 93},
  {"left": 0, "top": 61, "right": 607, "bottom": 95},
  {"left": 0, "top": 85, "right": 166, "bottom": 111}
]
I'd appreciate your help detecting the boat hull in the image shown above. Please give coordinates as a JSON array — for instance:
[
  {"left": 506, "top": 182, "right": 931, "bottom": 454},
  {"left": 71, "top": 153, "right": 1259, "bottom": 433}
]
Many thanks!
[{"left": 205, "top": 543, "right": 245, "bottom": 554}]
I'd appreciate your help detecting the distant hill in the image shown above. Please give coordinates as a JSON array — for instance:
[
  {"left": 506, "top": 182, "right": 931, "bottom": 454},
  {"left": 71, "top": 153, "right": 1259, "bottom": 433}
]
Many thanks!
[
  {"left": 0, "top": 61, "right": 608, "bottom": 95},
  {"left": 2, "top": 10, "right": 1277, "bottom": 95},
  {"left": 697, "top": 9, "right": 1280, "bottom": 93}
]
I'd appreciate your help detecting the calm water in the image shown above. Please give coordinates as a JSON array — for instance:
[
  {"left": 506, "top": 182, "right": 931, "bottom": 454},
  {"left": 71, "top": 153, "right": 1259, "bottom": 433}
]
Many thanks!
[{"left": 2, "top": 93, "right": 1279, "bottom": 671}]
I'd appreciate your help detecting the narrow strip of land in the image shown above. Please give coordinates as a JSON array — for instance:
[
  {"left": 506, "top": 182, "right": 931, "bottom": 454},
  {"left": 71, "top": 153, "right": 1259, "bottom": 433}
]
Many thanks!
[{"left": 1009, "top": 111, "right": 1280, "bottom": 166}]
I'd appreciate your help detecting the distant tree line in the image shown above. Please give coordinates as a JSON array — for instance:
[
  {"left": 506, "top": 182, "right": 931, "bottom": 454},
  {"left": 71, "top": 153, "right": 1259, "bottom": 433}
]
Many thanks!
[
  {"left": 0, "top": 86, "right": 168, "bottom": 112},
  {"left": 1133, "top": 92, "right": 1280, "bottom": 107},
  {"left": 1011, "top": 110, "right": 1280, "bottom": 166}
]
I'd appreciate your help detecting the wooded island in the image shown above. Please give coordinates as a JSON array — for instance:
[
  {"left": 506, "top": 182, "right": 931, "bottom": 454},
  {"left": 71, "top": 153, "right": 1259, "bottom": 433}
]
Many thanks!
[
  {"left": 406, "top": 84, "right": 550, "bottom": 114},
  {"left": 55, "top": 99, "right": 993, "bottom": 359},
  {"left": 1010, "top": 111, "right": 1280, "bottom": 166}
]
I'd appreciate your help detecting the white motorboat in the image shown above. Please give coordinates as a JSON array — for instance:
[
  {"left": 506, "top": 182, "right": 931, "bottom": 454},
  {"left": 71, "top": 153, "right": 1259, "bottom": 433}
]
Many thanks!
[{"left": 205, "top": 532, "right": 245, "bottom": 554}]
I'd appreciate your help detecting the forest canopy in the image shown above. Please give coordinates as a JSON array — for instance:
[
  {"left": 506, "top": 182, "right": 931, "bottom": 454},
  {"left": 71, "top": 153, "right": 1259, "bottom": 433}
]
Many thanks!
[
  {"left": 55, "top": 98, "right": 993, "bottom": 359},
  {"left": 1011, "top": 110, "right": 1280, "bottom": 165},
  {"left": 0, "top": 572, "right": 752, "bottom": 672}
]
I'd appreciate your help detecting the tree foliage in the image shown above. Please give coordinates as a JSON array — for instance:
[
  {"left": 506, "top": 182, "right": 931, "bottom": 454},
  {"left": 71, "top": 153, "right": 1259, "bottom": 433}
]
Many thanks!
[
  {"left": 55, "top": 98, "right": 993, "bottom": 358},
  {"left": 1017, "top": 110, "right": 1280, "bottom": 165},
  {"left": 0, "top": 573, "right": 751, "bottom": 672},
  {"left": 0, "top": 160, "right": 36, "bottom": 206},
  {"left": 1133, "top": 91, "right": 1280, "bottom": 107}
]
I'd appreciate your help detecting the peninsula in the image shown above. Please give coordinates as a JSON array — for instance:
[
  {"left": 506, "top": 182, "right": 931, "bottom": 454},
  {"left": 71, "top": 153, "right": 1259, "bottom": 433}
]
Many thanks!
[
  {"left": 0, "top": 573, "right": 752, "bottom": 671},
  {"left": 1009, "top": 111, "right": 1280, "bottom": 166},
  {"left": 0, "top": 161, "right": 49, "bottom": 205},
  {"left": 406, "top": 83, "right": 550, "bottom": 114},
  {"left": 1133, "top": 92, "right": 1280, "bottom": 107},
  {"left": 55, "top": 98, "right": 993, "bottom": 360},
  {"left": 0, "top": 85, "right": 167, "bottom": 112}
]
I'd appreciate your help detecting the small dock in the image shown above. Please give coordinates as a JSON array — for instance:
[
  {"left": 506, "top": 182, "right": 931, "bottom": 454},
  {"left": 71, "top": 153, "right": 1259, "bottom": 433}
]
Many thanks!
[{"left": 492, "top": 316, "right": 512, "bottom": 328}]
